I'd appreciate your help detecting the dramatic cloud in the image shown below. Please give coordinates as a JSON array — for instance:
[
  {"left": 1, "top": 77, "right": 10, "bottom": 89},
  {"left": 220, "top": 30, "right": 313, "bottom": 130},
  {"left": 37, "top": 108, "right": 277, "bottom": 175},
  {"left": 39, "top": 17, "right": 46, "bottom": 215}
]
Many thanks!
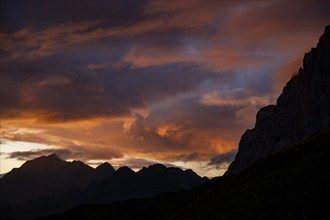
[
  {"left": 6, "top": 148, "right": 84, "bottom": 161},
  {"left": 1, "top": 0, "right": 329, "bottom": 176},
  {"left": 207, "top": 149, "right": 238, "bottom": 170}
]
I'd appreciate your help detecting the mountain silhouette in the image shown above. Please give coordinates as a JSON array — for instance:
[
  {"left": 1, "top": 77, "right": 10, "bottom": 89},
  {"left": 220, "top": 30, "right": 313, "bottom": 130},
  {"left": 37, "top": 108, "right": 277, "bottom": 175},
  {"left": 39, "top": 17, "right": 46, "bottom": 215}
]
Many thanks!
[
  {"left": 0, "top": 154, "right": 94, "bottom": 205},
  {"left": 92, "top": 162, "right": 115, "bottom": 181},
  {"left": 0, "top": 154, "right": 205, "bottom": 220},
  {"left": 82, "top": 163, "right": 205, "bottom": 204},
  {"left": 39, "top": 25, "right": 330, "bottom": 220},
  {"left": 227, "top": 25, "right": 330, "bottom": 174},
  {"left": 0, "top": 154, "right": 111, "bottom": 220}
]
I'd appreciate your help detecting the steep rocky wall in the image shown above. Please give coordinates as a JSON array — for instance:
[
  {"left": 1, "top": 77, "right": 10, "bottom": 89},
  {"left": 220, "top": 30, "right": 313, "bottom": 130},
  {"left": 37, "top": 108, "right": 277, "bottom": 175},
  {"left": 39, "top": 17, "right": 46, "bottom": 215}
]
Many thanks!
[{"left": 227, "top": 26, "right": 330, "bottom": 174}]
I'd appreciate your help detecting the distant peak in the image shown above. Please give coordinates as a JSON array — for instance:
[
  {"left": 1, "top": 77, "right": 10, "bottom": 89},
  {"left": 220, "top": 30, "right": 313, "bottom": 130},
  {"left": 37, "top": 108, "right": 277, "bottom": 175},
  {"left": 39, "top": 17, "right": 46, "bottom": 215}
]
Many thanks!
[
  {"left": 184, "top": 169, "right": 194, "bottom": 173},
  {"left": 96, "top": 162, "right": 113, "bottom": 168},
  {"left": 20, "top": 153, "right": 64, "bottom": 170},
  {"left": 148, "top": 163, "right": 167, "bottom": 170},
  {"left": 117, "top": 166, "right": 133, "bottom": 171},
  {"left": 184, "top": 169, "right": 201, "bottom": 177},
  {"left": 137, "top": 164, "right": 169, "bottom": 175},
  {"left": 71, "top": 160, "right": 85, "bottom": 165},
  {"left": 92, "top": 162, "right": 115, "bottom": 181},
  {"left": 35, "top": 153, "right": 62, "bottom": 162},
  {"left": 47, "top": 153, "right": 60, "bottom": 159},
  {"left": 116, "top": 166, "right": 135, "bottom": 175},
  {"left": 95, "top": 162, "right": 115, "bottom": 171}
]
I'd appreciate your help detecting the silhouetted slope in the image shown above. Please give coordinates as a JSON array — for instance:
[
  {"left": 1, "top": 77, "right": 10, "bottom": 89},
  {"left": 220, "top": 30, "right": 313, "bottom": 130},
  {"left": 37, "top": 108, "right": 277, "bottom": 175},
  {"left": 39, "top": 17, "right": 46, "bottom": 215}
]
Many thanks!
[
  {"left": 40, "top": 130, "right": 330, "bottom": 220},
  {"left": 227, "top": 25, "right": 330, "bottom": 174}
]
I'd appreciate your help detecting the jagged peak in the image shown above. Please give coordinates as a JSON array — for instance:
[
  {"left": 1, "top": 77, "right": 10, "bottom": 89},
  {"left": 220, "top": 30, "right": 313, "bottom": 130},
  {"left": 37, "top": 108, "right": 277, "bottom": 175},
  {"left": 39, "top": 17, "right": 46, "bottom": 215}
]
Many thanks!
[
  {"left": 96, "top": 162, "right": 114, "bottom": 169},
  {"left": 28, "top": 153, "right": 62, "bottom": 164},
  {"left": 95, "top": 162, "right": 115, "bottom": 173},
  {"left": 116, "top": 166, "right": 135, "bottom": 175},
  {"left": 147, "top": 163, "right": 167, "bottom": 170},
  {"left": 184, "top": 168, "right": 195, "bottom": 173},
  {"left": 137, "top": 164, "right": 169, "bottom": 175},
  {"left": 47, "top": 153, "right": 60, "bottom": 159}
]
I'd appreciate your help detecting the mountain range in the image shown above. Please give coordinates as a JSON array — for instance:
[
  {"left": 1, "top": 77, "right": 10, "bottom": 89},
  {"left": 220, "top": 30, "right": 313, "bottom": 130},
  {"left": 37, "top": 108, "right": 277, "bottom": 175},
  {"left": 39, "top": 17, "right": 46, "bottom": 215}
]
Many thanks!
[{"left": 0, "top": 154, "right": 206, "bottom": 220}]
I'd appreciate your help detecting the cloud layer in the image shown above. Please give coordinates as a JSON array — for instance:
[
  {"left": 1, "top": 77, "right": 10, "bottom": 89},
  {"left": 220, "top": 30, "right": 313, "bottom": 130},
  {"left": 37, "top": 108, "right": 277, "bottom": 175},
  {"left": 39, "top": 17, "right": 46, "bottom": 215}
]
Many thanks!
[{"left": 1, "top": 0, "right": 329, "bottom": 176}]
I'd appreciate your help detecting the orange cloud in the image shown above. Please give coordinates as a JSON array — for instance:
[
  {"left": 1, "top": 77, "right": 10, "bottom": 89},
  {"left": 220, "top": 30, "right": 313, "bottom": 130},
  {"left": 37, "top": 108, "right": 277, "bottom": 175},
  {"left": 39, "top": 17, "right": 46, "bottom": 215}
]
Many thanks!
[
  {"left": 200, "top": 90, "right": 272, "bottom": 107},
  {"left": 1, "top": 105, "right": 240, "bottom": 165},
  {"left": 1, "top": 0, "right": 328, "bottom": 177}
]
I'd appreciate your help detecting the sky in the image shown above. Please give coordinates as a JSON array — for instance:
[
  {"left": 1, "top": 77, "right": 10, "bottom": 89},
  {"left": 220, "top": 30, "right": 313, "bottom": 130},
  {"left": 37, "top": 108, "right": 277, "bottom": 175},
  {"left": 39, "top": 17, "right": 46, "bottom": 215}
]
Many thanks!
[{"left": 0, "top": 0, "right": 329, "bottom": 177}]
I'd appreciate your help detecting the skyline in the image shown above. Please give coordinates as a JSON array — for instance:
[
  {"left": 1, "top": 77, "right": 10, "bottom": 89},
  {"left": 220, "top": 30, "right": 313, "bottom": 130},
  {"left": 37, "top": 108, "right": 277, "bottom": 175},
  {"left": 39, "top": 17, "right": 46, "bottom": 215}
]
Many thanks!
[{"left": 1, "top": 0, "right": 329, "bottom": 177}]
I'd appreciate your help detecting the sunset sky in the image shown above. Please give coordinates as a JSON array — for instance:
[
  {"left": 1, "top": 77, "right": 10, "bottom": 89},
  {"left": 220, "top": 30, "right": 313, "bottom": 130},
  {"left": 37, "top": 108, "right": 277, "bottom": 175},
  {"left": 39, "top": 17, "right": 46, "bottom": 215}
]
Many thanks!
[{"left": 0, "top": 0, "right": 329, "bottom": 177}]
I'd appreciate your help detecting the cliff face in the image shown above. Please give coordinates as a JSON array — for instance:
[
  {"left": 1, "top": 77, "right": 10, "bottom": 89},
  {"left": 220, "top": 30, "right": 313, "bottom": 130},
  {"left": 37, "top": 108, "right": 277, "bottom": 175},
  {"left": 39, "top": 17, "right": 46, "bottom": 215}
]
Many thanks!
[{"left": 227, "top": 26, "right": 330, "bottom": 174}]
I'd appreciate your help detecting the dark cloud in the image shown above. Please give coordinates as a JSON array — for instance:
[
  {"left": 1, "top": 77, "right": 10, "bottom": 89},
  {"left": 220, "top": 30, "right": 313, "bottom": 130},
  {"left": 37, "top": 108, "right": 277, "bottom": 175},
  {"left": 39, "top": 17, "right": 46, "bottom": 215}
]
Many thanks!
[
  {"left": 111, "top": 158, "right": 179, "bottom": 170},
  {"left": 1, "top": 54, "right": 237, "bottom": 122},
  {"left": 0, "top": 0, "right": 328, "bottom": 176},
  {"left": 6, "top": 149, "right": 84, "bottom": 161},
  {"left": 0, "top": 1, "right": 147, "bottom": 31},
  {"left": 170, "top": 152, "right": 202, "bottom": 163},
  {"left": 207, "top": 149, "right": 237, "bottom": 169}
]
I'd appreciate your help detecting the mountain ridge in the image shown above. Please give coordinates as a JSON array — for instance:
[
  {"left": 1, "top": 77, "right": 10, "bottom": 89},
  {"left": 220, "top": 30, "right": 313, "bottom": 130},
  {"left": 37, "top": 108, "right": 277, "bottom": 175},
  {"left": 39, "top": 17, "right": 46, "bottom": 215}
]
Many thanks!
[{"left": 0, "top": 154, "right": 205, "bottom": 220}]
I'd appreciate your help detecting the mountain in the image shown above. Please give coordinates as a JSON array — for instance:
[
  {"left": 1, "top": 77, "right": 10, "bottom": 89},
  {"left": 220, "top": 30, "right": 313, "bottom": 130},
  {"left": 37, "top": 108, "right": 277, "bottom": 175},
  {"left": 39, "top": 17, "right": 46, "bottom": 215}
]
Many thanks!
[
  {"left": 83, "top": 164, "right": 205, "bottom": 204},
  {"left": 40, "top": 129, "right": 330, "bottom": 220},
  {"left": 0, "top": 154, "right": 94, "bottom": 206},
  {"left": 0, "top": 154, "right": 113, "bottom": 220},
  {"left": 92, "top": 162, "right": 115, "bottom": 181},
  {"left": 0, "top": 154, "right": 205, "bottom": 220},
  {"left": 39, "top": 25, "right": 330, "bottom": 220},
  {"left": 227, "top": 25, "right": 330, "bottom": 174}
]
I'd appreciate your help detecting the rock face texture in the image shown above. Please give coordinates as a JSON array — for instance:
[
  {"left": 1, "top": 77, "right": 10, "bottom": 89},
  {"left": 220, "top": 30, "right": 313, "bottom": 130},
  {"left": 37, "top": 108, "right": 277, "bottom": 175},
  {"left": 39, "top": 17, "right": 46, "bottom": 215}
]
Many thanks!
[{"left": 227, "top": 26, "right": 330, "bottom": 174}]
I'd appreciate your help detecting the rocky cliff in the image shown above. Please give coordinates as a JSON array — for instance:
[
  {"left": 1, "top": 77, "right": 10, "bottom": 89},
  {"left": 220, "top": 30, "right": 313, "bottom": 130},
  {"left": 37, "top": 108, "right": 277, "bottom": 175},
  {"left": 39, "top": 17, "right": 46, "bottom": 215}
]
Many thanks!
[{"left": 227, "top": 25, "right": 330, "bottom": 174}]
